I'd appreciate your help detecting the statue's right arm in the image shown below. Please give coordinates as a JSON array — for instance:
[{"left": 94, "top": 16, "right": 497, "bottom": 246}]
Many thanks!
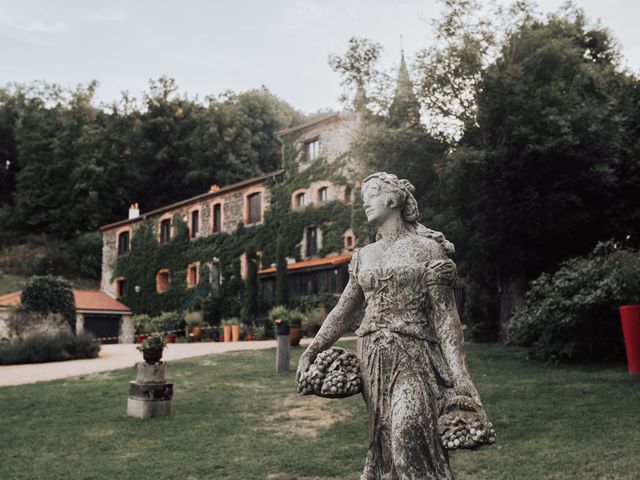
[{"left": 295, "top": 278, "right": 364, "bottom": 382}]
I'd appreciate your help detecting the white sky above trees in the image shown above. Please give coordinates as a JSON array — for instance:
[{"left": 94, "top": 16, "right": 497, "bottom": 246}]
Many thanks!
[{"left": 1, "top": 0, "right": 638, "bottom": 113}]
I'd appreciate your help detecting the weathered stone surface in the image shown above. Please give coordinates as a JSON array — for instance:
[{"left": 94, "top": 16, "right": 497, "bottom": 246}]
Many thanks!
[
  {"left": 128, "top": 381, "right": 173, "bottom": 401},
  {"left": 127, "top": 398, "right": 172, "bottom": 419},
  {"left": 296, "top": 172, "right": 494, "bottom": 479},
  {"left": 127, "top": 361, "right": 173, "bottom": 419},
  {"left": 135, "top": 361, "right": 167, "bottom": 383}
]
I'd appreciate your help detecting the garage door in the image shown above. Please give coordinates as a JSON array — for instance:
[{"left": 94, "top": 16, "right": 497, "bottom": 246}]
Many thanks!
[{"left": 83, "top": 315, "right": 121, "bottom": 344}]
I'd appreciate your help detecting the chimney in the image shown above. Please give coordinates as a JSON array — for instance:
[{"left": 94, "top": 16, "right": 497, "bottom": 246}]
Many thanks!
[
  {"left": 129, "top": 203, "right": 140, "bottom": 219},
  {"left": 210, "top": 184, "right": 220, "bottom": 192}
]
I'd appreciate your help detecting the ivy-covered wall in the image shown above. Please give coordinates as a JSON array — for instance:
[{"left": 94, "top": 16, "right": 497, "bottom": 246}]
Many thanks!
[{"left": 111, "top": 117, "right": 369, "bottom": 319}]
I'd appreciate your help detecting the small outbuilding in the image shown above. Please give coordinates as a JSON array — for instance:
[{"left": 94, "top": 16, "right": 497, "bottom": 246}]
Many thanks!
[{"left": 0, "top": 290, "right": 133, "bottom": 344}]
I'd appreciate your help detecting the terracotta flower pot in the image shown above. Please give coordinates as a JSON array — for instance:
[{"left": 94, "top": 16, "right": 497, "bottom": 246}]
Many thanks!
[
  {"left": 223, "top": 325, "right": 232, "bottom": 342},
  {"left": 191, "top": 325, "right": 202, "bottom": 341},
  {"left": 289, "top": 325, "right": 302, "bottom": 346},
  {"left": 231, "top": 324, "right": 241, "bottom": 342},
  {"left": 245, "top": 334, "right": 254, "bottom": 341},
  {"left": 166, "top": 334, "right": 176, "bottom": 344},
  {"left": 619, "top": 305, "right": 640, "bottom": 375}
]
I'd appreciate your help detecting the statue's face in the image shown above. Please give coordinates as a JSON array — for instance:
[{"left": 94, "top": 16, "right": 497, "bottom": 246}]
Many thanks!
[{"left": 362, "top": 179, "right": 396, "bottom": 225}]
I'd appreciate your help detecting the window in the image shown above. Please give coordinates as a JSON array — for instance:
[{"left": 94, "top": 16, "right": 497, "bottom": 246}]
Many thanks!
[
  {"left": 190, "top": 210, "right": 199, "bottom": 238},
  {"left": 187, "top": 264, "right": 198, "bottom": 288},
  {"left": 117, "top": 231, "right": 130, "bottom": 255},
  {"left": 295, "top": 192, "right": 305, "bottom": 208},
  {"left": 306, "top": 226, "right": 318, "bottom": 257},
  {"left": 160, "top": 219, "right": 171, "bottom": 243},
  {"left": 344, "top": 186, "right": 352, "bottom": 203},
  {"left": 345, "top": 235, "right": 354, "bottom": 249},
  {"left": 116, "top": 278, "right": 127, "bottom": 297},
  {"left": 318, "top": 187, "right": 328, "bottom": 202},
  {"left": 304, "top": 139, "right": 320, "bottom": 162},
  {"left": 212, "top": 203, "right": 222, "bottom": 233},
  {"left": 247, "top": 192, "right": 262, "bottom": 224},
  {"left": 156, "top": 269, "right": 170, "bottom": 293}
]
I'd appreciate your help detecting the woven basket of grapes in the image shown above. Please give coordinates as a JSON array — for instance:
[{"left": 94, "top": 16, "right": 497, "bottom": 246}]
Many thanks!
[
  {"left": 297, "top": 347, "right": 362, "bottom": 398},
  {"left": 437, "top": 395, "right": 496, "bottom": 451}
]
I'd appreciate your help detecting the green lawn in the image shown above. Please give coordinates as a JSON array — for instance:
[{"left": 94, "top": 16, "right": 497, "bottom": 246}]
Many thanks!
[{"left": 0, "top": 342, "right": 638, "bottom": 480}]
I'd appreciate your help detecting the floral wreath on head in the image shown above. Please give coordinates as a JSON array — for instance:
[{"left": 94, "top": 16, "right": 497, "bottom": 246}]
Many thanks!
[{"left": 362, "top": 172, "right": 455, "bottom": 254}]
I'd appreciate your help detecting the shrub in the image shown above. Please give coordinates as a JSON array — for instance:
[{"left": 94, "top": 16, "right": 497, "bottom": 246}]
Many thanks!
[
  {"left": 132, "top": 314, "right": 153, "bottom": 335},
  {"left": 0, "top": 331, "right": 100, "bottom": 365},
  {"left": 20, "top": 275, "right": 76, "bottom": 330},
  {"left": 152, "top": 311, "right": 182, "bottom": 333},
  {"left": 505, "top": 242, "right": 640, "bottom": 362}
]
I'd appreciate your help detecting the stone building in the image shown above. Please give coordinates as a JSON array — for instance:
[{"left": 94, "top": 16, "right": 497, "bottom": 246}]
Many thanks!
[{"left": 98, "top": 111, "right": 363, "bottom": 314}]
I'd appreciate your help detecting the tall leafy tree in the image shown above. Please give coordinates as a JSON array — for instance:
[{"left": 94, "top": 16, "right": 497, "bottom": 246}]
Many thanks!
[{"left": 446, "top": 9, "right": 638, "bottom": 335}]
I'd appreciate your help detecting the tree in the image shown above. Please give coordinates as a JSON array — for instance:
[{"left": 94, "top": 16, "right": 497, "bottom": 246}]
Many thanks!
[{"left": 446, "top": 9, "right": 638, "bottom": 335}]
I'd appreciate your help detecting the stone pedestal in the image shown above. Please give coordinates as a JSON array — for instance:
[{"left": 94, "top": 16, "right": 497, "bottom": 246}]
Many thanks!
[
  {"left": 276, "top": 334, "right": 290, "bottom": 373},
  {"left": 127, "top": 361, "right": 173, "bottom": 419}
]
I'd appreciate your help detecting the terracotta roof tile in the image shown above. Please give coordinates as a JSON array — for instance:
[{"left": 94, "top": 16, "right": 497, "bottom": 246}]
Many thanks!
[
  {"left": 0, "top": 289, "right": 130, "bottom": 313},
  {"left": 0, "top": 291, "right": 21, "bottom": 307},
  {"left": 73, "top": 290, "right": 131, "bottom": 312},
  {"left": 258, "top": 254, "right": 352, "bottom": 275}
]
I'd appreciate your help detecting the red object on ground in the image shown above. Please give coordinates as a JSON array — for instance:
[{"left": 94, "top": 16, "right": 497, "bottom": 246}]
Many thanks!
[
  {"left": 619, "top": 306, "right": 640, "bottom": 375},
  {"left": 166, "top": 334, "right": 176, "bottom": 344}
]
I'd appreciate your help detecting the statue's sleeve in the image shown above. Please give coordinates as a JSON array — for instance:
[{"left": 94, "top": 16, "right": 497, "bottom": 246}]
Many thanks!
[
  {"left": 348, "top": 248, "right": 361, "bottom": 281},
  {"left": 426, "top": 258, "right": 457, "bottom": 287}
]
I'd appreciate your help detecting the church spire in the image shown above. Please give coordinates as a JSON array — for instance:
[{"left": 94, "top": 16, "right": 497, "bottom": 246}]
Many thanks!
[{"left": 388, "top": 51, "right": 421, "bottom": 127}]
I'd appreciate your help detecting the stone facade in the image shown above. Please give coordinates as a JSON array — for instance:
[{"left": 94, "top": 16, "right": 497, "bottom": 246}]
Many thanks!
[
  {"left": 99, "top": 113, "right": 363, "bottom": 298},
  {"left": 100, "top": 172, "right": 277, "bottom": 298}
]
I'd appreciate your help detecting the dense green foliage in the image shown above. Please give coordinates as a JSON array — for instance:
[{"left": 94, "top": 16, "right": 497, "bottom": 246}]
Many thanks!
[
  {"left": 506, "top": 242, "right": 640, "bottom": 362},
  {"left": 0, "top": 79, "right": 303, "bottom": 279},
  {"left": 335, "top": 2, "right": 640, "bottom": 342},
  {"left": 20, "top": 275, "right": 76, "bottom": 329},
  {"left": 0, "top": 331, "right": 99, "bottom": 365}
]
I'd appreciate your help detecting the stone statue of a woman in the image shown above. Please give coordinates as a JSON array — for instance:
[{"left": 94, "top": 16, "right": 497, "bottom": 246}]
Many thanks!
[{"left": 296, "top": 172, "right": 489, "bottom": 479}]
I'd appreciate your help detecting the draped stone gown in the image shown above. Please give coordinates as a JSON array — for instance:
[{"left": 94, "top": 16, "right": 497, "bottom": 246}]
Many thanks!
[{"left": 351, "top": 249, "right": 457, "bottom": 480}]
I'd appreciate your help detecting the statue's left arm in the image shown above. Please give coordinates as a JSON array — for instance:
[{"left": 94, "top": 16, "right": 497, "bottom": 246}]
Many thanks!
[{"left": 428, "top": 259, "right": 482, "bottom": 406}]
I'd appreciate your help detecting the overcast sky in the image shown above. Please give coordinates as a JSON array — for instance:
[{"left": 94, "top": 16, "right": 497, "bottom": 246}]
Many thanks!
[{"left": 1, "top": 0, "right": 638, "bottom": 113}]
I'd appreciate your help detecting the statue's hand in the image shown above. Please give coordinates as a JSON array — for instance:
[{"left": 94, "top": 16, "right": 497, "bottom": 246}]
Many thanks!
[
  {"left": 295, "top": 348, "right": 318, "bottom": 384},
  {"left": 453, "top": 379, "right": 483, "bottom": 408}
]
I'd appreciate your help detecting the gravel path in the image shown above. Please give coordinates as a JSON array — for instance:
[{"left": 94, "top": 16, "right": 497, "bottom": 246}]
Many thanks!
[{"left": 0, "top": 338, "right": 322, "bottom": 387}]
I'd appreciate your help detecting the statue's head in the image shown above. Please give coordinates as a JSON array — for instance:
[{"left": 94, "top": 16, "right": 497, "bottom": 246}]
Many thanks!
[{"left": 361, "top": 172, "right": 419, "bottom": 226}]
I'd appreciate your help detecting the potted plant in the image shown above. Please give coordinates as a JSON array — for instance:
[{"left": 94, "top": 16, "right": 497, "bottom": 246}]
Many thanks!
[
  {"left": 303, "top": 308, "right": 325, "bottom": 338},
  {"left": 243, "top": 324, "right": 254, "bottom": 341},
  {"left": 269, "top": 306, "right": 290, "bottom": 336},
  {"left": 185, "top": 311, "right": 204, "bottom": 341},
  {"left": 136, "top": 332, "right": 168, "bottom": 364},
  {"left": 132, "top": 314, "right": 152, "bottom": 343},
  {"left": 253, "top": 325, "right": 266, "bottom": 340},
  {"left": 288, "top": 309, "right": 305, "bottom": 347},
  {"left": 153, "top": 311, "right": 181, "bottom": 343}
]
